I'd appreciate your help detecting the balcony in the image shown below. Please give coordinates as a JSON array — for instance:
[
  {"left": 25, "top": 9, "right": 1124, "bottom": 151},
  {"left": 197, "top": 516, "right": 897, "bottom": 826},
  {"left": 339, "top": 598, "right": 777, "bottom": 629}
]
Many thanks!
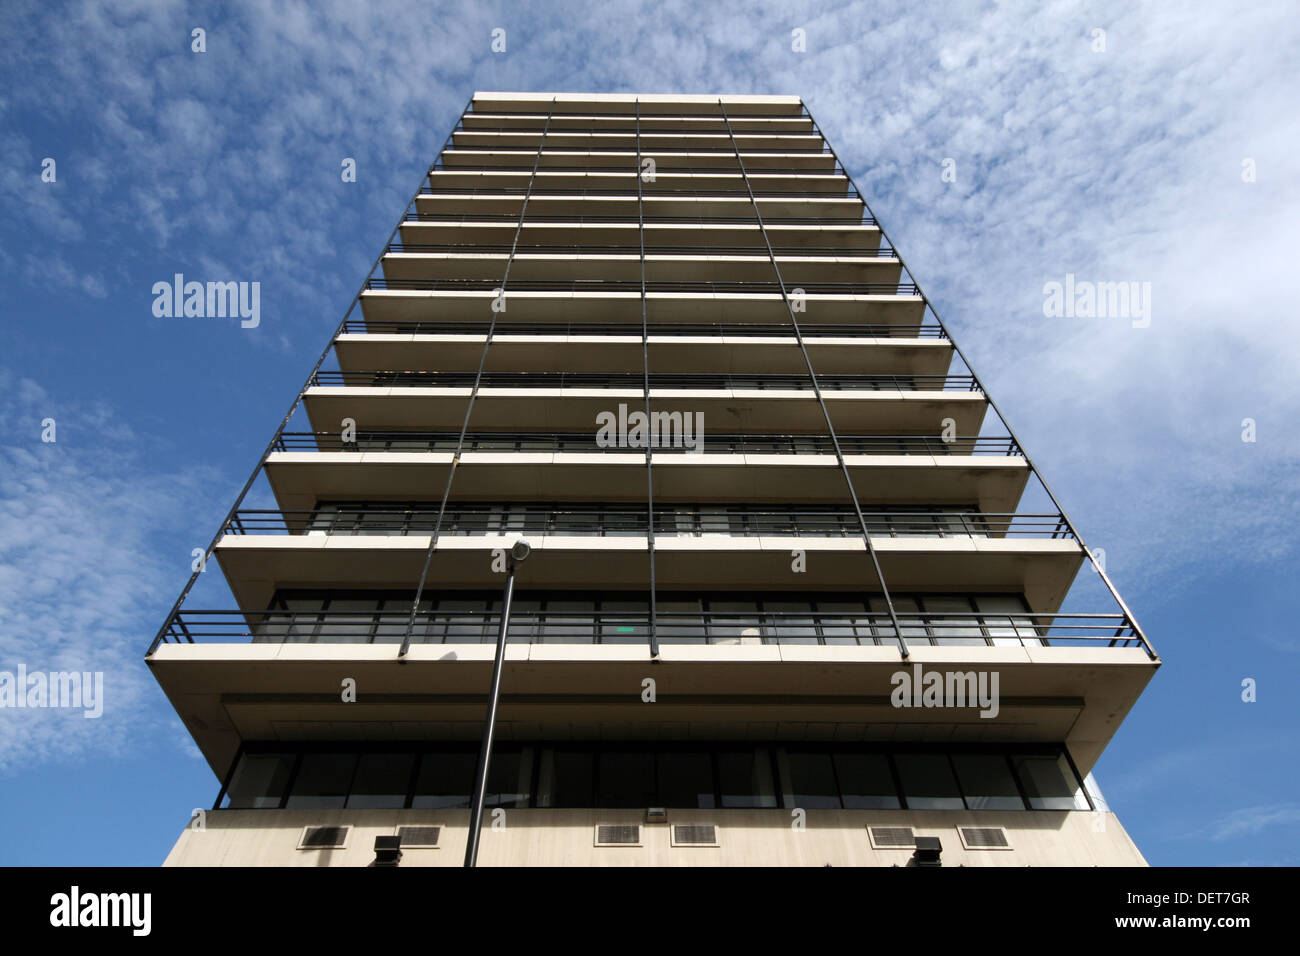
[
  {"left": 149, "top": 593, "right": 1154, "bottom": 781},
  {"left": 358, "top": 283, "right": 922, "bottom": 327},
  {"left": 377, "top": 242, "right": 900, "bottom": 286},
  {"left": 397, "top": 216, "right": 883, "bottom": 251},
  {"left": 209, "top": 502, "right": 1083, "bottom": 612},
  {"left": 263, "top": 430, "right": 1029, "bottom": 514},
  {"left": 301, "top": 367, "right": 984, "bottom": 435}
]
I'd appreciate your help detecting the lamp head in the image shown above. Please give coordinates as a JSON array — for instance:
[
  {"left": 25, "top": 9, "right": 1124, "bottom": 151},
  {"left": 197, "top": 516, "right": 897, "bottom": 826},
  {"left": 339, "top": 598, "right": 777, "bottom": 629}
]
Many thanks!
[{"left": 510, "top": 538, "right": 532, "bottom": 563}]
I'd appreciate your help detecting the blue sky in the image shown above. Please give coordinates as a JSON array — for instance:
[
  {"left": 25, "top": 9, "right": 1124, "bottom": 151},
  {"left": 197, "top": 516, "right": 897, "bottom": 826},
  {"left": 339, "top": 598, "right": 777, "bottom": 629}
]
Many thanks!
[{"left": 1, "top": 0, "right": 1297, "bottom": 866}]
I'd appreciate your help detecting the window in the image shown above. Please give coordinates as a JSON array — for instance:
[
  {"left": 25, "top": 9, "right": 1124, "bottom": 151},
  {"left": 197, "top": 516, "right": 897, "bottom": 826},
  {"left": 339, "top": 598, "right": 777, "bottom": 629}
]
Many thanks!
[
  {"left": 411, "top": 751, "right": 477, "bottom": 809},
  {"left": 285, "top": 753, "right": 357, "bottom": 809},
  {"left": 347, "top": 752, "right": 415, "bottom": 809},
  {"left": 895, "top": 754, "right": 964, "bottom": 810},
  {"left": 1013, "top": 753, "right": 1089, "bottom": 810},
  {"left": 224, "top": 752, "right": 294, "bottom": 809},
  {"left": 834, "top": 753, "right": 900, "bottom": 809},
  {"left": 718, "top": 750, "right": 776, "bottom": 808},
  {"left": 920, "top": 596, "right": 985, "bottom": 647},
  {"left": 951, "top": 754, "right": 1024, "bottom": 810},
  {"left": 783, "top": 751, "right": 841, "bottom": 809},
  {"left": 597, "top": 752, "right": 656, "bottom": 808},
  {"left": 657, "top": 752, "right": 715, "bottom": 808}
]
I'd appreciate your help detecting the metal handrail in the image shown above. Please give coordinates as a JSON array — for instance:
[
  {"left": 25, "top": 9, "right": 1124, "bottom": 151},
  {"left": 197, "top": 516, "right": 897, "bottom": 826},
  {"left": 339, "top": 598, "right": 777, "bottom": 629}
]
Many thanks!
[
  {"left": 308, "top": 369, "right": 976, "bottom": 391},
  {"left": 273, "top": 430, "right": 1017, "bottom": 455},
  {"left": 339, "top": 318, "right": 943, "bottom": 337},
  {"left": 157, "top": 608, "right": 1146, "bottom": 652},
  {"left": 222, "top": 506, "right": 1068, "bottom": 539},
  {"left": 432, "top": 164, "right": 848, "bottom": 176},
  {"left": 384, "top": 241, "right": 896, "bottom": 258},
  {"left": 420, "top": 186, "right": 851, "bottom": 198},
  {"left": 445, "top": 144, "right": 833, "bottom": 155},
  {"left": 402, "top": 211, "right": 879, "bottom": 225},
  {"left": 363, "top": 277, "right": 919, "bottom": 295}
]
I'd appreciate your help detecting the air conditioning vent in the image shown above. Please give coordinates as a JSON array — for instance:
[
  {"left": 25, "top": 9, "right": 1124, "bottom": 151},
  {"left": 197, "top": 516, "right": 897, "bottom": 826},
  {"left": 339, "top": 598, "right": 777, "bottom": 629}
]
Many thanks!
[
  {"left": 671, "top": 824, "right": 720, "bottom": 847},
  {"left": 297, "top": 825, "right": 349, "bottom": 849},
  {"left": 595, "top": 824, "right": 641, "bottom": 847},
  {"left": 397, "top": 826, "right": 441, "bottom": 848},
  {"left": 958, "top": 826, "right": 1012, "bottom": 850},
  {"left": 868, "top": 826, "right": 916, "bottom": 849}
]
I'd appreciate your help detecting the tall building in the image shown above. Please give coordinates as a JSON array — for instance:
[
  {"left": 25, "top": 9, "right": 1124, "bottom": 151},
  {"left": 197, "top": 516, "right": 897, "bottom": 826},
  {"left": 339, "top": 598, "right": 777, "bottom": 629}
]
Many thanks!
[{"left": 150, "top": 91, "right": 1159, "bottom": 867}]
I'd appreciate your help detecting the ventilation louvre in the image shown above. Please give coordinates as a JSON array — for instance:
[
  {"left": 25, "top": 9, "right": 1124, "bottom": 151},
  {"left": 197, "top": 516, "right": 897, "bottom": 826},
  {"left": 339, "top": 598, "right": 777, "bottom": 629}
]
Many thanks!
[
  {"left": 397, "top": 826, "right": 441, "bottom": 848},
  {"left": 595, "top": 824, "right": 641, "bottom": 847},
  {"left": 297, "top": 825, "right": 349, "bottom": 849},
  {"left": 868, "top": 826, "right": 916, "bottom": 849},
  {"left": 671, "top": 824, "right": 720, "bottom": 847},
  {"left": 958, "top": 826, "right": 1012, "bottom": 850}
]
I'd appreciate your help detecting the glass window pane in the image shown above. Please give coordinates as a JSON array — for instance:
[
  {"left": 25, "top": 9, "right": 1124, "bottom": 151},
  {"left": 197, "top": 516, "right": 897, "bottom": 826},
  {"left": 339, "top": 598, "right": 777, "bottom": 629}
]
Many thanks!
[
  {"left": 1013, "top": 753, "right": 1089, "bottom": 810},
  {"left": 920, "top": 596, "right": 985, "bottom": 647},
  {"left": 718, "top": 750, "right": 776, "bottom": 808},
  {"left": 784, "top": 751, "right": 840, "bottom": 809},
  {"left": 707, "top": 601, "right": 763, "bottom": 645},
  {"left": 951, "top": 754, "right": 1024, "bottom": 810},
  {"left": 347, "top": 752, "right": 414, "bottom": 809},
  {"left": 540, "top": 600, "right": 594, "bottom": 644},
  {"left": 766, "top": 601, "right": 818, "bottom": 644},
  {"left": 597, "top": 751, "right": 656, "bottom": 808},
  {"left": 834, "top": 753, "right": 900, "bottom": 809},
  {"left": 656, "top": 599, "right": 703, "bottom": 645},
  {"left": 816, "top": 601, "right": 869, "bottom": 645},
  {"left": 871, "top": 596, "right": 929, "bottom": 647},
  {"left": 316, "top": 598, "right": 377, "bottom": 644},
  {"left": 411, "top": 751, "right": 478, "bottom": 809},
  {"left": 484, "top": 747, "right": 530, "bottom": 808},
  {"left": 657, "top": 752, "right": 715, "bottom": 808},
  {"left": 895, "top": 753, "right": 963, "bottom": 810},
  {"left": 285, "top": 752, "right": 357, "bottom": 809},
  {"left": 599, "top": 600, "right": 647, "bottom": 645},
  {"left": 440, "top": 599, "right": 490, "bottom": 643},
  {"left": 975, "top": 595, "right": 1042, "bottom": 647},
  {"left": 224, "top": 752, "right": 294, "bottom": 809},
  {"left": 549, "top": 750, "right": 594, "bottom": 808}
]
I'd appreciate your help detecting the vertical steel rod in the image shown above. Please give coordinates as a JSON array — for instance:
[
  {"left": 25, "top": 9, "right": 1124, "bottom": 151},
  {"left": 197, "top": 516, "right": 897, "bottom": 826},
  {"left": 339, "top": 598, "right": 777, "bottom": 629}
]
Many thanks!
[
  {"left": 463, "top": 562, "right": 516, "bottom": 867},
  {"left": 718, "top": 99, "right": 910, "bottom": 657}
]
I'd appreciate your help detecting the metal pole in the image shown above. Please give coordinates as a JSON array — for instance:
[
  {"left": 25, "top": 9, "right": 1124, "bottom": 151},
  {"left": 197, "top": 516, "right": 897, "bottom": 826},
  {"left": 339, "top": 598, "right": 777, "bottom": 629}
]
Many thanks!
[{"left": 463, "top": 561, "right": 517, "bottom": 867}]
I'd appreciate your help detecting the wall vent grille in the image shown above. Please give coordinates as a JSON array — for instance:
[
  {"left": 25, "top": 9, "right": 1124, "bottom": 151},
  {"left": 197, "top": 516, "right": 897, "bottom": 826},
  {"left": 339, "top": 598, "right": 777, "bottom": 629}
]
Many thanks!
[
  {"left": 398, "top": 826, "right": 441, "bottom": 848},
  {"left": 868, "top": 826, "right": 916, "bottom": 849},
  {"left": 297, "top": 825, "right": 349, "bottom": 850},
  {"left": 958, "top": 827, "right": 1012, "bottom": 850},
  {"left": 595, "top": 825, "right": 641, "bottom": 846},
  {"left": 671, "top": 824, "right": 720, "bottom": 847}
]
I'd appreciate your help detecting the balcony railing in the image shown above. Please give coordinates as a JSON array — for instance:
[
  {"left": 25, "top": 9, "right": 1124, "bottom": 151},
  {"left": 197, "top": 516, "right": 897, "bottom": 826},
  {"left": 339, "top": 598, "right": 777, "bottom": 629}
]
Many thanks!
[
  {"left": 385, "top": 241, "right": 896, "bottom": 258},
  {"left": 363, "top": 277, "right": 919, "bottom": 295},
  {"left": 402, "top": 211, "right": 879, "bottom": 226},
  {"left": 420, "top": 186, "right": 853, "bottom": 199},
  {"left": 339, "top": 318, "right": 944, "bottom": 337},
  {"left": 308, "top": 369, "right": 976, "bottom": 391},
  {"left": 273, "top": 430, "right": 1017, "bottom": 456},
  {"left": 155, "top": 608, "right": 1146, "bottom": 651},
  {"left": 445, "top": 142, "right": 832, "bottom": 155},
  {"left": 222, "top": 506, "right": 1069, "bottom": 539},
  {"left": 432, "top": 163, "right": 846, "bottom": 176}
]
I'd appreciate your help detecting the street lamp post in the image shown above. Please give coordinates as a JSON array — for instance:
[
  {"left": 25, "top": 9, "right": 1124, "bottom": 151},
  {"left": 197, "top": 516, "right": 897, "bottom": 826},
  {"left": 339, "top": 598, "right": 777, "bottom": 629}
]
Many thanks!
[{"left": 463, "top": 538, "right": 531, "bottom": 867}]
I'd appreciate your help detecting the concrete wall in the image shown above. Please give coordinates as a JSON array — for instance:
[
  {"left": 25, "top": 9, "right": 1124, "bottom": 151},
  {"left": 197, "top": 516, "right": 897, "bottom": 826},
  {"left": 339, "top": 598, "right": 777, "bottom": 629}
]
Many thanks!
[{"left": 164, "top": 808, "right": 1147, "bottom": 867}]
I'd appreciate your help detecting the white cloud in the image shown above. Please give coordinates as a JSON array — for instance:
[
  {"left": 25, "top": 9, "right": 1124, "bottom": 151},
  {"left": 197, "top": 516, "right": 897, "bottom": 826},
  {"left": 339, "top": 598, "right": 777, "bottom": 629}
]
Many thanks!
[{"left": 0, "top": 369, "right": 218, "bottom": 770}]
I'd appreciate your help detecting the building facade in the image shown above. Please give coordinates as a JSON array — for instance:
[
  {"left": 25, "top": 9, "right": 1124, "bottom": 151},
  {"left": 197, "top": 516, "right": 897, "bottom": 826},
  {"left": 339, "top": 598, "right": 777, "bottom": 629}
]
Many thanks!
[{"left": 150, "top": 91, "right": 1158, "bottom": 866}]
